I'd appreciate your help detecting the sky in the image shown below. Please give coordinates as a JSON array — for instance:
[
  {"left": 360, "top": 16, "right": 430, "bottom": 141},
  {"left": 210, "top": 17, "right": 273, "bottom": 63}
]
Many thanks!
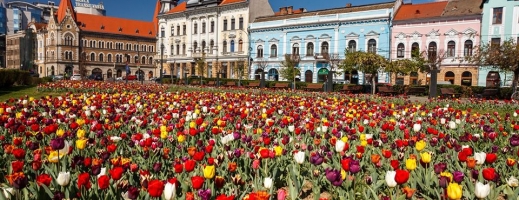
[{"left": 48, "top": 0, "right": 440, "bottom": 21}]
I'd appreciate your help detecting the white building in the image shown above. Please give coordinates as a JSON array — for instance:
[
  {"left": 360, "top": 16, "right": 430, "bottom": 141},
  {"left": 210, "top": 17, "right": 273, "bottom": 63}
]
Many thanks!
[{"left": 155, "top": 0, "right": 273, "bottom": 79}]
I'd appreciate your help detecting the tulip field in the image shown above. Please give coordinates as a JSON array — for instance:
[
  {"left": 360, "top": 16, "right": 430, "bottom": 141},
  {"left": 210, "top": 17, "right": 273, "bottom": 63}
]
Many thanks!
[{"left": 2, "top": 81, "right": 519, "bottom": 200}]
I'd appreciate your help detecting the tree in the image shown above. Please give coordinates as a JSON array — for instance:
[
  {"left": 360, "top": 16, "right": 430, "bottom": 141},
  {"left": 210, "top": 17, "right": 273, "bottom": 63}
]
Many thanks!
[
  {"left": 234, "top": 58, "right": 247, "bottom": 86},
  {"left": 324, "top": 53, "right": 342, "bottom": 75},
  {"left": 340, "top": 51, "right": 388, "bottom": 94},
  {"left": 467, "top": 38, "right": 519, "bottom": 93},
  {"left": 255, "top": 58, "right": 269, "bottom": 87},
  {"left": 279, "top": 54, "right": 301, "bottom": 89},
  {"left": 195, "top": 53, "right": 206, "bottom": 84}
]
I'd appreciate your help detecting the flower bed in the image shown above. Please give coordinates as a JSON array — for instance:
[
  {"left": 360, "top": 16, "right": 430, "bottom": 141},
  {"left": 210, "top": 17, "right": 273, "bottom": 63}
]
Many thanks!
[
  {"left": 37, "top": 80, "right": 169, "bottom": 94},
  {"left": 1, "top": 83, "right": 519, "bottom": 199}
]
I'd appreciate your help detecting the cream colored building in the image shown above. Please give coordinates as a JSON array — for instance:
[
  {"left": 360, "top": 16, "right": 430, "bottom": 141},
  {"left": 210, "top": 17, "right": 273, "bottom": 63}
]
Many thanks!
[{"left": 156, "top": 0, "right": 273, "bottom": 79}]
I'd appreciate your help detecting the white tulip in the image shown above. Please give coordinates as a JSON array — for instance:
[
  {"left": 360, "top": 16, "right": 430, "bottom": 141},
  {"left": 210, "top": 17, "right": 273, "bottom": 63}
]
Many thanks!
[
  {"left": 413, "top": 123, "right": 421, "bottom": 132},
  {"left": 85, "top": 110, "right": 91, "bottom": 117},
  {"left": 335, "top": 140, "right": 346, "bottom": 152},
  {"left": 474, "top": 152, "right": 486, "bottom": 165},
  {"left": 507, "top": 176, "right": 519, "bottom": 187},
  {"left": 294, "top": 151, "right": 305, "bottom": 164},
  {"left": 455, "top": 119, "right": 461, "bottom": 124},
  {"left": 321, "top": 126, "right": 328, "bottom": 133},
  {"left": 474, "top": 182, "right": 490, "bottom": 199},
  {"left": 288, "top": 125, "right": 295, "bottom": 133},
  {"left": 278, "top": 110, "right": 283, "bottom": 115},
  {"left": 57, "top": 172, "right": 71, "bottom": 186},
  {"left": 385, "top": 171, "right": 397, "bottom": 188},
  {"left": 448, "top": 121, "right": 457, "bottom": 129},
  {"left": 220, "top": 134, "right": 234, "bottom": 145},
  {"left": 172, "top": 113, "right": 179, "bottom": 118},
  {"left": 202, "top": 106, "right": 208, "bottom": 113},
  {"left": 514, "top": 112, "right": 518, "bottom": 117},
  {"left": 440, "top": 118, "right": 446, "bottom": 124},
  {"left": 363, "top": 119, "right": 369, "bottom": 125},
  {"left": 264, "top": 177, "right": 273, "bottom": 189},
  {"left": 58, "top": 141, "right": 70, "bottom": 155},
  {"left": 163, "top": 182, "right": 176, "bottom": 200},
  {"left": 110, "top": 136, "right": 122, "bottom": 142},
  {"left": 97, "top": 167, "right": 106, "bottom": 178},
  {"left": 365, "top": 134, "right": 373, "bottom": 140}
]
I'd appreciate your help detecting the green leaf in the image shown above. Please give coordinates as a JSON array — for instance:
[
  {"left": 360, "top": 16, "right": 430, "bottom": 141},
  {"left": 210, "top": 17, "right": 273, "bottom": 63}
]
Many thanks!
[{"left": 40, "top": 184, "right": 55, "bottom": 198}]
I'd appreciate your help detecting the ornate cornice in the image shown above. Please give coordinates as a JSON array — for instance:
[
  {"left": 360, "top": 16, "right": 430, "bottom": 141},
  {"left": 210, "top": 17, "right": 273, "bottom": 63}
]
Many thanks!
[
  {"left": 159, "top": 2, "right": 248, "bottom": 20},
  {"left": 250, "top": 18, "right": 388, "bottom": 33}
]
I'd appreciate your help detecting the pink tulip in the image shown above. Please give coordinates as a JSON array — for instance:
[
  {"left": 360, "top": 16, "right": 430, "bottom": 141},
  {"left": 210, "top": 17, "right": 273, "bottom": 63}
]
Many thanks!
[
  {"left": 252, "top": 159, "right": 260, "bottom": 169},
  {"left": 277, "top": 188, "right": 287, "bottom": 200}
]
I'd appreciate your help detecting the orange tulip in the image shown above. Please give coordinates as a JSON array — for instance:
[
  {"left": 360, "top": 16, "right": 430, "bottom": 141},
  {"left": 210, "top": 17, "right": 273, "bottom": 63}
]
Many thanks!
[
  {"left": 187, "top": 147, "right": 197, "bottom": 157},
  {"left": 507, "top": 158, "right": 516, "bottom": 167},
  {"left": 466, "top": 157, "right": 476, "bottom": 169},
  {"left": 228, "top": 162, "right": 237, "bottom": 172},
  {"left": 402, "top": 186, "right": 416, "bottom": 198},
  {"left": 371, "top": 154, "right": 381, "bottom": 165}
]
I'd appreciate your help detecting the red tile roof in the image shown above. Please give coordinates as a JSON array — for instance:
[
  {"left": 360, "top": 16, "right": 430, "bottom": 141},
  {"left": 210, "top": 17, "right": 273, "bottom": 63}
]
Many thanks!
[
  {"left": 220, "top": 0, "right": 246, "bottom": 6},
  {"left": 167, "top": 1, "right": 186, "bottom": 13},
  {"left": 394, "top": 2, "right": 448, "bottom": 21},
  {"left": 274, "top": 9, "right": 304, "bottom": 16},
  {"left": 56, "top": 0, "right": 75, "bottom": 23},
  {"left": 76, "top": 13, "right": 156, "bottom": 38},
  {"left": 153, "top": 0, "right": 161, "bottom": 32}
]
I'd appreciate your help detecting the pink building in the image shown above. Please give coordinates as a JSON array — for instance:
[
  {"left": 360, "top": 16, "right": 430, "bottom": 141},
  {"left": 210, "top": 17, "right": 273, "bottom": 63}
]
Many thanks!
[{"left": 391, "top": 0, "right": 481, "bottom": 86}]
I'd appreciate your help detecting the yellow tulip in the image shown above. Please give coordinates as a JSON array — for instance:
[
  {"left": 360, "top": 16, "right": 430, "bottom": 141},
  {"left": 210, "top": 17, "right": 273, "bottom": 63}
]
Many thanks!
[
  {"left": 75, "top": 139, "right": 87, "bottom": 150},
  {"left": 0, "top": 108, "right": 4, "bottom": 115},
  {"left": 189, "top": 122, "right": 196, "bottom": 128},
  {"left": 446, "top": 182, "right": 462, "bottom": 200},
  {"left": 361, "top": 140, "right": 368, "bottom": 147},
  {"left": 341, "top": 169, "right": 347, "bottom": 180},
  {"left": 76, "top": 129, "right": 86, "bottom": 138},
  {"left": 415, "top": 140, "right": 426, "bottom": 151},
  {"left": 160, "top": 125, "right": 167, "bottom": 132},
  {"left": 406, "top": 158, "right": 417, "bottom": 170},
  {"left": 56, "top": 129, "right": 65, "bottom": 137},
  {"left": 177, "top": 134, "right": 185, "bottom": 143},
  {"left": 360, "top": 134, "right": 366, "bottom": 141},
  {"left": 420, "top": 152, "right": 432, "bottom": 164},
  {"left": 48, "top": 151, "right": 63, "bottom": 163},
  {"left": 341, "top": 137, "right": 348, "bottom": 143},
  {"left": 160, "top": 131, "right": 168, "bottom": 139},
  {"left": 441, "top": 171, "right": 453, "bottom": 182},
  {"left": 274, "top": 146, "right": 283, "bottom": 156},
  {"left": 203, "top": 165, "right": 215, "bottom": 179}
]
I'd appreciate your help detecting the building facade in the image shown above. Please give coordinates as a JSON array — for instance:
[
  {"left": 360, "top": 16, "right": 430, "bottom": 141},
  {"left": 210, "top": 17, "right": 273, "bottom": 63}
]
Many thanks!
[
  {"left": 478, "top": 0, "right": 519, "bottom": 87},
  {"left": 391, "top": 0, "right": 481, "bottom": 86},
  {"left": 249, "top": 1, "right": 400, "bottom": 84},
  {"left": 155, "top": 0, "right": 273, "bottom": 79},
  {"left": 28, "top": 0, "right": 156, "bottom": 79}
]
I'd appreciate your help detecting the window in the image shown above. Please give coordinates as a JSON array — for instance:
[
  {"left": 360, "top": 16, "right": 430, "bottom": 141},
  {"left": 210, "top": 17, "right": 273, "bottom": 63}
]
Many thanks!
[
  {"left": 193, "top": 41, "right": 198, "bottom": 52},
  {"left": 321, "top": 42, "right": 329, "bottom": 54},
  {"left": 210, "top": 21, "right": 215, "bottom": 32},
  {"left": 368, "top": 39, "right": 377, "bottom": 53},
  {"left": 171, "top": 45, "right": 174, "bottom": 55},
  {"left": 230, "top": 40, "right": 235, "bottom": 52},
  {"left": 223, "top": 41, "right": 227, "bottom": 53},
  {"left": 176, "top": 44, "right": 180, "bottom": 55},
  {"left": 428, "top": 42, "right": 437, "bottom": 61},
  {"left": 202, "top": 41, "right": 206, "bottom": 53},
  {"left": 257, "top": 45, "right": 263, "bottom": 57},
  {"left": 464, "top": 40, "right": 473, "bottom": 57},
  {"left": 210, "top": 40, "right": 214, "bottom": 53},
  {"left": 411, "top": 43, "right": 419, "bottom": 58},
  {"left": 223, "top": 19, "right": 228, "bottom": 31},
  {"left": 231, "top": 18, "right": 235, "bottom": 30},
  {"left": 107, "top": 54, "right": 112, "bottom": 62},
  {"left": 99, "top": 54, "right": 104, "bottom": 62},
  {"left": 134, "top": 56, "right": 138, "bottom": 63},
  {"left": 238, "top": 40, "right": 243, "bottom": 52},
  {"left": 177, "top": 25, "right": 180, "bottom": 35},
  {"left": 271, "top": 44, "right": 277, "bottom": 57},
  {"left": 171, "top": 26, "right": 174, "bottom": 36},
  {"left": 493, "top": 7, "right": 503, "bottom": 24},
  {"left": 239, "top": 17, "right": 244, "bottom": 29},
  {"left": 447, "top": 41, "right": 455, "bottom": 57},
  {"left": 141, "top": 57, "right": 146, "bottom": 64},
  {"left": 397, "top": 43, "right": 405, "bottom": 58},
  {"left": 64, "top": 35, "right": 73, "bottom": 46},
  {"left": 90, "top": 53, "right": 95, "bottom": 61},
  {"left": 347, "top": 40, "right": 356, "bottom": 53},
  {"left": 491, "top": 38, "right": 501, "bottom": 47},
  {"left": 306, "top": 42, "right": 314, "bottom": 56},
  {"left": 194, "top": 23, "right": 198, "bottom": 34},
  {"left": 292, "top": 43, "right": 300, "bottom": 55},
  {"left": 183, "top": 25, "right": 186, "bottom": 35},
  {"left": 182, "top": 44, "right": 186, "bottom": 55},
  {"left": 161, "top": 27, "right": 165, "bottom": 37},
  {"left": 202, "top": 22, "right": 206, "bottom": 33}
]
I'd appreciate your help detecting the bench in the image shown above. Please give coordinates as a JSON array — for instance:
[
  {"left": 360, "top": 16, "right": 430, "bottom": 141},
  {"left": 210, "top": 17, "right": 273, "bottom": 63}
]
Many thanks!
[
  {"left": 303, "top": 83, "right": 324, "bottom": 91},
  {"left": 340, "top": 85, "right": 363, "bottom": 94},
  {"left": 378, "top": 86, "right": 398, "bottom": 96},
  {"left": 225, "top": 82, "right": 236, "bottom": 87},
  {"left": 406, "top": 87, "right": 426, "bottom": 96},
  {"left": 206, "top": 81, "right": 216, "bottom": 86},
  {"left": 477, "top": 88, "right": 499, "bottom": 99},
  {"left": 246, "top": 82, "right": 260, "bottom": 88},
  {"left": 272, "top": 83, "right": 289, "bottom": 89},
  {"left": 440, "top": 88, "right": 461, "bottom": 98}
]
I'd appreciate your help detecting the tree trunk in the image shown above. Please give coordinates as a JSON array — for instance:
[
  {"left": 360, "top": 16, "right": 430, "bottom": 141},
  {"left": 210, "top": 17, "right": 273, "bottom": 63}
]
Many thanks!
[{"left": 372, "top": 73, "right": 376, "bottom": 95}]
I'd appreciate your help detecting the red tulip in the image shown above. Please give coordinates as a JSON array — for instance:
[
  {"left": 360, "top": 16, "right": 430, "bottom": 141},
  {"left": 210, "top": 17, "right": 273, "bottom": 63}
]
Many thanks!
[
  {"left": 390, "top": 160, "right": 400, "bottom": 170},
  {"left": 193, "top": 151, "right": 205, "bottom": 161},
  {"left": 174, "top": 163, "right": 183, "bottom": 173},
  {"left": 107, "top": 144, "right": 117, "bottom": 153},
  {"left": 97, "top": 175, "right": 110, "bottom": 190},
  {"left": 109, "top": 167, "right": 125, "bottom": 181},
  {"left": 457, "top": 151, "right": 468, "bottom": 162},
  {"left": 147, "top": 179, "right": 165, "bottom": 197},
  {"left": 382, "top": 149, "right": 392, "bottom": 158},
  {"left": 12, "top": 148, "right": 25, "bottom": 160},
  {"left": 260, "top": 148, "right": 270, "bottom": 159},
  {"left": 184, "top": 160, "right": 196, "bottom": 172},
  {"left": 191, "top": 176, "right": 205, "bottom": 189},
  {"left": 36, "top": 174, "right": 52, "bottom": 186},
  {"left": 482, "top": 168, "right": 496, "bottom": 181},
  {"left": 394, "top": 169, "right": 410, "bottom": 185},
  {"left": 11, "top": 161, "right": 24, "bottom": 173},
  {"left": 216, "top": 194, "right": 235, "bottom": 200},
  {"left": 485, "top": 153, "right": 497, "bottom": 164},
  {"left": 77, "top": 172, "right": 91, "bottom": 189}
]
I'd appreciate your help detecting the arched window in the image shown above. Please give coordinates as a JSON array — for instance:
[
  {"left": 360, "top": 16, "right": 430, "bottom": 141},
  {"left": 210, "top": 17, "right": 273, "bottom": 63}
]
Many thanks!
[
  {"left": 64, "top": 34, "right": 73, "bottom": 46},
  {"left": 347, "top": 40, "right": 356, "bottom": 53},
  {"left": 445, "top": 71, "right": 455, "bottom": 84},
  {"left": 223, "top": 41, "right": 227, "bottom": 53},
  {"left": 321, "top": 41, "right": 329, "bottom": 54},
  {"left": 257, "top": 45, "right": 263, "bottom": 58},
  {"left": 134, "top": 56, "right": 139, "bottom": 63},
  {"left": 193, "top": 41, "right": 198, "bottom": 52},
  {"left": 210, "top": 40, "right": 214, "bottom": 53},
  {"left": 397, "top": 43, "right": 405, "bottom": 58},
  {"left": 447, "top": 41, "right": 456, "bottom": 57},
  {"left": 99, "top": 54, "right": 104, "bottom": 62},
  {"left": 176, "top": 44, "right": 180, "bottom": 55},
  {"left": 306, "top": 42, "right": 314, "bottom": 56},
  {"left": 464, "top": 40, "right": 473, "bottom": 57},
  {"left": 182, "top": 44, "right": 186, "bottom": 55},
  {"left": 141, "top": 56, "right": 146, "bottom": 64},
  {"left": 238, "top": 40, "right": 243, "bottom": 52},
  {"left": 90, "top": 53, "right": 95, "bottom": 61},
  {"left": 368, "top": 39, "right": 377, "bottom": 53},
  {"left": 428, "top": 42, "right": 437, "bottom": 61},
  {"left": 149, "top": 57, "right": 153, "bottom": 65},
  {"left": 230, "top": 40, "right": 235, "bottom": 52},
  {"left": 292, "top": 43, "right": 300, "bottom": 55},
  {"left": 107, "top": 54, "right": 112, "bottom": 62},
  {"left": 461, "top": 71, "right": 472, "bottom": 86},
  {"left": 202, "top": 41, "right": 206, "bottom": 53},
  {"left": 170, "top": 45, "right": 174, "bottom": 55},
  {"left": 270, "top": 44, "right": 277, "bottom": 58},
  {"left": 411, "top": 43, "right": 419, "bottom": 58},
  {"left": 107, "top": 69, "right": 112, "bottom": 78}
]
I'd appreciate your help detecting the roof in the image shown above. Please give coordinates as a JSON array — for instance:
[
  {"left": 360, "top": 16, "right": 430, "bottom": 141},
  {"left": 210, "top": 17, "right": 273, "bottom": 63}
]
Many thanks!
[
  {"left": 442, "top": 0, "right": 482, "bottom": 17},
  {"left": 167, "top": 1, "right": 186, "bottom": 13},
  {"left": 76, "top": 13, "right": 156, "bottom": 38},
  {"left": 274, "top": 9, "right": 304, "bottom": 16},
  {"left": 31, "top": 22, "right": 47, "bottom": 31},
  {"left": 393, "top": 2, "right": 448, "bottom": 21},
  {"left": 153, "top": 0, "right": 161, "bottom": 32},
  {"left": 220, "top": 0, "right": 246, "bottom": 5},
  {"left": 254, "top": 2, "right": 394, "bottom": 23},
  {"left": 56, "top": 0, "right": 76, "bottom": 23}
]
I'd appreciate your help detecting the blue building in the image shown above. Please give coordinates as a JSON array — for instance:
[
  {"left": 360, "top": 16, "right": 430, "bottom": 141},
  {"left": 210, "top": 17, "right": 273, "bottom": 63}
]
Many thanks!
[
  {"left": 249, "top": 1, "right": 401, "bottom": 84},
  {"left": 478, "top": 0, "right": 519, "bottom": 87}
]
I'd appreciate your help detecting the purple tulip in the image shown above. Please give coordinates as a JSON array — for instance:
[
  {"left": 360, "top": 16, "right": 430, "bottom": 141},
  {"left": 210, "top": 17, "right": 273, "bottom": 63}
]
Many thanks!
[
  {"left": 50, "top": 137, "right": 65, "bottom": 150},
  {"left": 452, "top": 171, "right": 464, "bottom": 183},
  {"left": 53, "top": 191, "right": 65, "bottom": 200},
  {"left": 434, "top": 163, "right": 446, "bottom": 174},
  {"left": 13, "top": 176, "right": 28, "bottom": 189},
  {"left": 439, "top": 176, "right": 449, "bottom": 188},
  {"left": 153, "top": 162, "right": 162, "bottom": 172},
  {"left": 510, "top": 135, "right": 519, "bottom": 147},
  {"left": 349, "top": 160, "right": 361, "bottom": 174},
  {"left": 127, "top": 187, "right": 140, "bottom": 200},
  {"left": 310, "top": 153, "right": 324, "bottom": 165},
  {"left": 471, "top": 169, "right": 479, "bottom": 180},
  {"left": 325, "top": 168, "right": 343, "bottom": 186},
  {"left": 198, "top": 189, "right": 211, "bottom": 200}
]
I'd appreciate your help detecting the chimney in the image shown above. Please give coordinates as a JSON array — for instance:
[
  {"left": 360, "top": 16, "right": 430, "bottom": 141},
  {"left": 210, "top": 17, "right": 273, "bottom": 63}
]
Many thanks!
[
  {"left": 279, "top": 7, "right": 287, "bottom": 15},
  {"left": 299, "top": 8, "right": 305, "bottom": 13},
  {"left": 287, "top": 6, "right": 293, "bottom": 14},
  {"left": 346, "top": 3, "right": 352, "bottom": 8}
]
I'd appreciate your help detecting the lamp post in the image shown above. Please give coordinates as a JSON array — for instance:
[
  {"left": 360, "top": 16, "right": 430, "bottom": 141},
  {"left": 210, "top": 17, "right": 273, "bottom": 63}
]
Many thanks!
[{"left": 160, "top": 38, "right": 164, "bottom": 85}]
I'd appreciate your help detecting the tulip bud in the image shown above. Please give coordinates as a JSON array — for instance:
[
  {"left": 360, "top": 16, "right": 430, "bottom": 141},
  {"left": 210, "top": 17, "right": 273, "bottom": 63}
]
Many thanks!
[
  {"left": 56, "top": 172, "right": 71, "bottom": 186},
  {"left": 263, "top": 177, "right": 273, "bottom": 189},
  {"left": 385, "top": 171, "right": 397, "bottom": 187},
  {"left": 474, "top": 182, "right": 490, "bottom": 199}
]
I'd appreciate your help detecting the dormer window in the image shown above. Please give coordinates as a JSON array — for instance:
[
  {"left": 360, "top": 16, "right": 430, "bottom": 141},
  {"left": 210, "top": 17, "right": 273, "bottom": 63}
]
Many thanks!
[
  {"left": 100, "top": 25, "right": 104, "bottom": 30},
  {"left": 135, "top": 29, "right": 139, "bottom": 33},
  {"left": 119, "top": 27, "right": 122, "bottom": 32}
]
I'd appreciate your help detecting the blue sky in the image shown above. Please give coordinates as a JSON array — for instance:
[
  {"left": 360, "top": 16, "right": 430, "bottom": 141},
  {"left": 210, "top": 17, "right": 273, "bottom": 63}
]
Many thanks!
[{"left": 58, "top": 0, "right": 438, "bottom": 21}]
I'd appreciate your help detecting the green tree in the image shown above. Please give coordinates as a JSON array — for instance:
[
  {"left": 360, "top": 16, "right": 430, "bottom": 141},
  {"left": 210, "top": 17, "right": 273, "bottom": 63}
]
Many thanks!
[
  {"left": 279, "top": 54, "right": 301, "bottom": 89},
  {"left": 234, "top": 58, "right": 246, "bottom": 86},
  {"left": 340, "top": 51, "right": 388, "bottom": 94},
  {"left": 467, "top": 38, "right": 519, "bottom": 93},
  {"left": 195, "top": 53, "right": 207, "bottom": 84}
]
